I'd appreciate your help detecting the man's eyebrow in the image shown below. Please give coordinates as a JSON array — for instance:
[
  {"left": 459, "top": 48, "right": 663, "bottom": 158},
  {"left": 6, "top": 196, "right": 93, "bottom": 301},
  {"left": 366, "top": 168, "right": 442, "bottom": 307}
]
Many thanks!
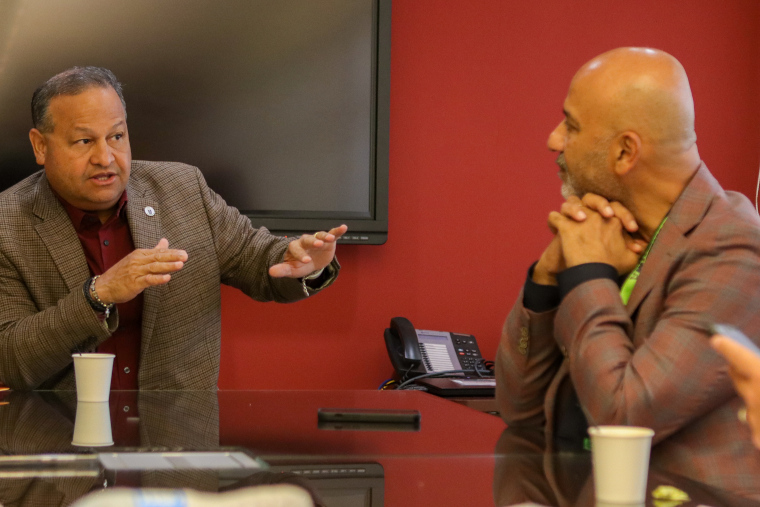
[
  {"left": 563, "top": 109, "right": 579, "bottom": 127},
  {"left": 71, "top": 126, "right": 95, "bottom": 134},
  {"left": 72, "top": 121, "right": 125, "bottom": 134}
]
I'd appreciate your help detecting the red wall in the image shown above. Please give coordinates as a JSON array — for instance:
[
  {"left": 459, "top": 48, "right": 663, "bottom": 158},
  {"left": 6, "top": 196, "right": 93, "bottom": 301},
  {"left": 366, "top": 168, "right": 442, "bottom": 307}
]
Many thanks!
[{"left": 218, "top": 0, "right": 760, "bottom": 390}]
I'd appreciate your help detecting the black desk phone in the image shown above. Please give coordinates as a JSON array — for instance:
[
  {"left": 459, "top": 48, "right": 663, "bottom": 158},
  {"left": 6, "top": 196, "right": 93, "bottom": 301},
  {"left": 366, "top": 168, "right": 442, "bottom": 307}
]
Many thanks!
[{"left": 383, "top": 317, "right": 486, "bottom": 379}]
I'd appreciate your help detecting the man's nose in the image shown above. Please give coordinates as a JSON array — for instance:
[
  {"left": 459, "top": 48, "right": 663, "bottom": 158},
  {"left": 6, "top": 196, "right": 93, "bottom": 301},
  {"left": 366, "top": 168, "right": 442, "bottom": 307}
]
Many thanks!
[
  {"left": 90, "top": 139, "right": 115, "bottom": 167},
  {"left": 547, "top": 121, "right": 565, "bottom": 152}
]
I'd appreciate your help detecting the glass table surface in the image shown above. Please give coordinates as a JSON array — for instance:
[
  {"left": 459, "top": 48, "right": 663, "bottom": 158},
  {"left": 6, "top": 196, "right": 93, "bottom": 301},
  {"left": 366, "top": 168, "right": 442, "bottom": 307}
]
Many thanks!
[{"left": 0, "top": 389, "right": 758, "bottom": 506}]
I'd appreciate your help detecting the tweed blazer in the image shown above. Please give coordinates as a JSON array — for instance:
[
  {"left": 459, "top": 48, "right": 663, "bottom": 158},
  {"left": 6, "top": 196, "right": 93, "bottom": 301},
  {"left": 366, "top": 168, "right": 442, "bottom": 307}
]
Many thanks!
[
  {"left": 495, "top": 163, "right": 760, "bottom": 490},
  {"left": 0, "top": 161, "right": 324, "bottom": 391}
]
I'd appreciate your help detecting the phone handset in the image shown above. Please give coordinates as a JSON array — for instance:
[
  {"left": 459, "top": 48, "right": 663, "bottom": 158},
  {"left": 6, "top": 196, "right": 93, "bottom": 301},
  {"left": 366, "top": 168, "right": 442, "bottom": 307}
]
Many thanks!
[
  {"left": 383, "top": 317, "right": 422, "bottom": 377},
  {"left": 391, "top": 317, "right": 421, "bottom": 365}
]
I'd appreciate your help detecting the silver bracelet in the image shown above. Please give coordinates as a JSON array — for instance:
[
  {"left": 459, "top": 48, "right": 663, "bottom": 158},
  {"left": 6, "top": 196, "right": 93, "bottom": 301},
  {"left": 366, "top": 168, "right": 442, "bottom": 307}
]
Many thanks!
[{"left": 85, "top": 275, "right": 114, "bottom": 318}]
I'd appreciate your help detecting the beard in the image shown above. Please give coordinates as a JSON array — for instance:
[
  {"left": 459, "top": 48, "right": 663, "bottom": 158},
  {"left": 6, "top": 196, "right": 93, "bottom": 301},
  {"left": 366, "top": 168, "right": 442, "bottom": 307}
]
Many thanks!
[
  {"left": 555, "top": 151, "right": 627, "bottom": 202},
  {"left": 556, "top": 153, "right": 579, "bottom": 198}
]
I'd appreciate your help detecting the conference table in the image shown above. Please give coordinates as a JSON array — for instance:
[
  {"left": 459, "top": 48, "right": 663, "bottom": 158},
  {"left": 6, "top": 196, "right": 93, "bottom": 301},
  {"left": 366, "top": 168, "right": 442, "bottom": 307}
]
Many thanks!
[{"left": 0, "top": 389, "right": 758, "bottom": 506}]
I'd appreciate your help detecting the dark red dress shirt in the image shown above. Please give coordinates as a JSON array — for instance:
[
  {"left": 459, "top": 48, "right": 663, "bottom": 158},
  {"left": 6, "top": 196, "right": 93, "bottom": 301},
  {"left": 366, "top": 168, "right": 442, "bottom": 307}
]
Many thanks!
[{"left": 59, "top": 192, "right": 143, "bottom": 390}]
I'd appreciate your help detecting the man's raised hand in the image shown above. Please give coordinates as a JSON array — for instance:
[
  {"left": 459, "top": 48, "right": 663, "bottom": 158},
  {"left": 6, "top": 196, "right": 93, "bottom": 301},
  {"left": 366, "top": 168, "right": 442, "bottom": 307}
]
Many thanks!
[
  {"left": 94, "top": 238, "right": 188, "bottom": 304},
  {"left": 269, "top": 224, "right": 347, "bottom": 279},
  {"left": 711, "top": 334, "right": 760, "bottom": 449}
]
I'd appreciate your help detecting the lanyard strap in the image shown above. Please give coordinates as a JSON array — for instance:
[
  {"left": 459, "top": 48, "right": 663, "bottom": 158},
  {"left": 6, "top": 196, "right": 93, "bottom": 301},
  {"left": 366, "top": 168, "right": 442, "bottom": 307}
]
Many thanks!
[{"left": 619, "top": 217, "right": 667, "bottom": 305}]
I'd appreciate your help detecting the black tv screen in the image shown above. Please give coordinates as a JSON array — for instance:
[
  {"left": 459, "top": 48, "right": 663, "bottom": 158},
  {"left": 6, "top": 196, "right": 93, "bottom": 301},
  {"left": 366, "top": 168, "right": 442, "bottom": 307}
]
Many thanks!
[{"left": 0, "top": 0, "right": 390, "bottom": 244}]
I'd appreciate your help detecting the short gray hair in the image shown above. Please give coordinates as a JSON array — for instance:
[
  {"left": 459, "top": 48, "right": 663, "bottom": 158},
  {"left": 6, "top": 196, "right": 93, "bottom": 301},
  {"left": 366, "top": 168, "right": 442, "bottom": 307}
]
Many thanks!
[{"left": 31, "top": 66, "right": 126, "bottom": 133}]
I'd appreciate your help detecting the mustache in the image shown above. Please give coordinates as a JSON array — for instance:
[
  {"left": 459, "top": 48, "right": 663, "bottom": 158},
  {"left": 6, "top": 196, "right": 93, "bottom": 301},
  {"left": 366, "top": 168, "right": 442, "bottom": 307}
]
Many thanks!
[{"left": 556, "top": 153, "right": 568, "bottom": 172}]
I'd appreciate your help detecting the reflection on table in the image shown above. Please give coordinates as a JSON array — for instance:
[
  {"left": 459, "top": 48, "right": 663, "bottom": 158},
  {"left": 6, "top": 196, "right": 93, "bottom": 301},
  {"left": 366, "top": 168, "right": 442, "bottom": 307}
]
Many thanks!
[
  {"left": 493, "top": 424, "right": 760, "bottom": 507},
  {"left": 0, "top": 390, "right": 505, "bottom": 506},
  {"left": 1, "top": 389, "right": 759, "bottom": 506}
]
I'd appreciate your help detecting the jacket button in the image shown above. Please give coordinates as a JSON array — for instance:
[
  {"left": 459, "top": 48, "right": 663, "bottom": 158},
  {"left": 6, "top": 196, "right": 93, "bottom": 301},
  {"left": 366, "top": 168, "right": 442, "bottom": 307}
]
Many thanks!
[{"left": 124, "top": 367, "right": 131, "bottom": 374}]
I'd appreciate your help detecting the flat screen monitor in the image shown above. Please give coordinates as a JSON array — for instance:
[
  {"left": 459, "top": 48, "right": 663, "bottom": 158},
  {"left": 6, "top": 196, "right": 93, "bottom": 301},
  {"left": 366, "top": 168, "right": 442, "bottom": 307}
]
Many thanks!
[{"left": 0, "top": 0, "right": 390, "bottom": 244}]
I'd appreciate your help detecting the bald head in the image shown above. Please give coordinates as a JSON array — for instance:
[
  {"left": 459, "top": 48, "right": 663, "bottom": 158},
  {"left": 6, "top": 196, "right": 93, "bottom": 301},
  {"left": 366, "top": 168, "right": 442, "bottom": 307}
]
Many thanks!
[
  {"left": 547, "top": 47, "right": 702, "bottom": 237},
  {"left": 570, "top": 47, "right": 696, "bottom": 152}
]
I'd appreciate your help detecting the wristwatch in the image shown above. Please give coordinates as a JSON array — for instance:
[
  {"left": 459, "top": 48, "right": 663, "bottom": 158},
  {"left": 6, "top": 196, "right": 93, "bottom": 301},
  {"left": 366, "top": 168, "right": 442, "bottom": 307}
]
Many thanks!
[{"left": 82, "top": 275, "right": 115, "bottom": 319}]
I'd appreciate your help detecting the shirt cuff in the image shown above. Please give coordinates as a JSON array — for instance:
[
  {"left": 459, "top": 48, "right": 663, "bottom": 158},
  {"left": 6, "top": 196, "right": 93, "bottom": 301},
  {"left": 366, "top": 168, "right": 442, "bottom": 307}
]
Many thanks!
[
  {"left": 300, "top": 257, "right": 341, "bottom": 296},
  {"left": 523, "top": 262, "right": 561, "bottom": 313},
  {"left": 557, "top": 263, "right": 618, "bottom": 301}
]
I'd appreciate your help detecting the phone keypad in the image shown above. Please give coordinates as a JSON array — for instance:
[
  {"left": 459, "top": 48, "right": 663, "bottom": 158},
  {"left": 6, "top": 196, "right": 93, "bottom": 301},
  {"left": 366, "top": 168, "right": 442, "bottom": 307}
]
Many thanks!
[{"left": 453, "top": 334, "right": 482, "bottom": 370}]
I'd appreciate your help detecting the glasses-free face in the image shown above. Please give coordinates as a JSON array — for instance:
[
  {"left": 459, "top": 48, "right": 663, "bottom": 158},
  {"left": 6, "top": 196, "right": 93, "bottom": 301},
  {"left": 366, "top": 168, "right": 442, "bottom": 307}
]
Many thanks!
[{"left": 29, "top": 86, "right": 131, "bottom": 223}]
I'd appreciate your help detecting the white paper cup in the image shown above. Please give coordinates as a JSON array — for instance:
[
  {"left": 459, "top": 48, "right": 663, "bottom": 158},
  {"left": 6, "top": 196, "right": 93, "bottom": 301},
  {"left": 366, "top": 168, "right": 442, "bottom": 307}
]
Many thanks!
[
  {"left": 72, "top": 353, "right": 114, "bottom": 402},
  {"left": 72, "top": 401, "right": 114, "bottom": 447},
  {"left": 588, "top": 425, "right": 654, "bottom": 504}
]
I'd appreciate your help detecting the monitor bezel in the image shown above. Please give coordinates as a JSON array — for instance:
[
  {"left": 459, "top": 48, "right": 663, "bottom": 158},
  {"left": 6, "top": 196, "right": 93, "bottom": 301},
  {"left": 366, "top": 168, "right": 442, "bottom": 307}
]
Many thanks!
[{"left": 248, "top": 0, "right": 391, "bottom": 245}]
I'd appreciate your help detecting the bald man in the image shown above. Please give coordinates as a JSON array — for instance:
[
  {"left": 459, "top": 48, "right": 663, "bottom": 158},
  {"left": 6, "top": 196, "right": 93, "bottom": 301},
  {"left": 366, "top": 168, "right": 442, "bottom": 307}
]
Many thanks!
[{"left": 495, "top": 48, "right": 760, "bottom": 477}]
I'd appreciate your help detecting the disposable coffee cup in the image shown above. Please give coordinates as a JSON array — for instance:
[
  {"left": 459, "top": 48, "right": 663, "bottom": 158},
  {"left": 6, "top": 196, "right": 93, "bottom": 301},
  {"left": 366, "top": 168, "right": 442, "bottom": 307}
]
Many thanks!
[
  {"left": 72, "top": 401, "right": 113, "bottom": 447},
  {"left": 72, "top": 353, "right": 114, "bottom": 402},
  {"left": 588, "top": 425, "right": 654, "bottom": 504}
]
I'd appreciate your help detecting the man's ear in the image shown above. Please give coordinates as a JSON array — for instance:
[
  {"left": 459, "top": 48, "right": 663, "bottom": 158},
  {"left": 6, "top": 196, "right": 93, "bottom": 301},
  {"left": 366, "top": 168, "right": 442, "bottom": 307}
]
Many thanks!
[
  {"left": 28, "top": 128, "right": 47, "bottom": 166},
  {"left": 613, "top": 131, "right": 641, "bottom": 176}
]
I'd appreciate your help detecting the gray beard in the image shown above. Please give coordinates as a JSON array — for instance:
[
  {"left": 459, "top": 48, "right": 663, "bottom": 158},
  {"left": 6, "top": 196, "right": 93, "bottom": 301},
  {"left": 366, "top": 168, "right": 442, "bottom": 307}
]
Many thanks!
[
  {"left": 556, "top": 153, "right": 579, "bottom": 198},
  {"left": 561, "top": 181, "right": 576, "bottom": 199}
]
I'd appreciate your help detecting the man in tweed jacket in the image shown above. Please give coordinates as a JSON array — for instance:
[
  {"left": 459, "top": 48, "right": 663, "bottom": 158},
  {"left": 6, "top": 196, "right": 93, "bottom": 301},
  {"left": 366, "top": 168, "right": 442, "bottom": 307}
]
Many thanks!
[
  {"left": 0, "top": 67, "right": 342, "bottom": 391},
  {"left": 495, "top": 46, "right": 760, "bottom": 463}
]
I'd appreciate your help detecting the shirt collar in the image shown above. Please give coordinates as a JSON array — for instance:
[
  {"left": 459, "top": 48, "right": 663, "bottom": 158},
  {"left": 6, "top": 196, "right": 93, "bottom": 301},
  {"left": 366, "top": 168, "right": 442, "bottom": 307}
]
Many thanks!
[{"left": 54, "top": 190, "right": 129, "bottom": 231}]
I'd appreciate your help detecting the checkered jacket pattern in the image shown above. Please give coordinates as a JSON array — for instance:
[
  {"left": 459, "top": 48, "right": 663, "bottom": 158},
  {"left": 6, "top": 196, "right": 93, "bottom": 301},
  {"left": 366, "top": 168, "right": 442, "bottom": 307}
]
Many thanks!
[
  {"left": 495, "top": 163, "right": 760, "bottom": 495},
  {"left": 0, "top": 161, "right": 326, "bottom": 390}
]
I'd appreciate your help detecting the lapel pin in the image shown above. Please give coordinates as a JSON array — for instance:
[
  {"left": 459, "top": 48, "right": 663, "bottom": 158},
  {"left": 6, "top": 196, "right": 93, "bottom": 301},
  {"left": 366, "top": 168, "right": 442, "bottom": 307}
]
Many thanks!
[{"left": 144, "top": 206, "right": 155, "bottom": 217}]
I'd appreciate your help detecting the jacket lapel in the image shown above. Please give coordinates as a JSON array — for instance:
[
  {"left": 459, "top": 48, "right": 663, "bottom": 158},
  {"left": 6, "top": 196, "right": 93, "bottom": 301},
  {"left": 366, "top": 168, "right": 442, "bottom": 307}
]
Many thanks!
[
  {"left": 623, "top": 227, "right": 682, "bottom": 315},
  {"left": 32, "top": 176, "right": 90, "bottom": 290},
  {"left": 625, "top": 163, "right": 716, "bottom": 316},
  {"left": 125, "top": 174, "right": 163, "bottom": 362}
]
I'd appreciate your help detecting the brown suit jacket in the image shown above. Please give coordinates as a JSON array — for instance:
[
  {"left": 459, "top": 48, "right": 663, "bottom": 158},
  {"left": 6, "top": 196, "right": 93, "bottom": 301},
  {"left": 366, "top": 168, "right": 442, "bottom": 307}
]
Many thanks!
[
  {"left": 495, "top": 163, "right": 760, "bottom": 492},
  {"left": 0, "top": 161, "right": 330, "bottom": 390}
]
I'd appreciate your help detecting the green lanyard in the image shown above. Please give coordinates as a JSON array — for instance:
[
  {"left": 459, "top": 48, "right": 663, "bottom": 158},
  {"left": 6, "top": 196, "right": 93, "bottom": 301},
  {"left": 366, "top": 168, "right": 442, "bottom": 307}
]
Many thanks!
[{"left": 619, "top": 217, "right": 667, "bottom": 305}]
